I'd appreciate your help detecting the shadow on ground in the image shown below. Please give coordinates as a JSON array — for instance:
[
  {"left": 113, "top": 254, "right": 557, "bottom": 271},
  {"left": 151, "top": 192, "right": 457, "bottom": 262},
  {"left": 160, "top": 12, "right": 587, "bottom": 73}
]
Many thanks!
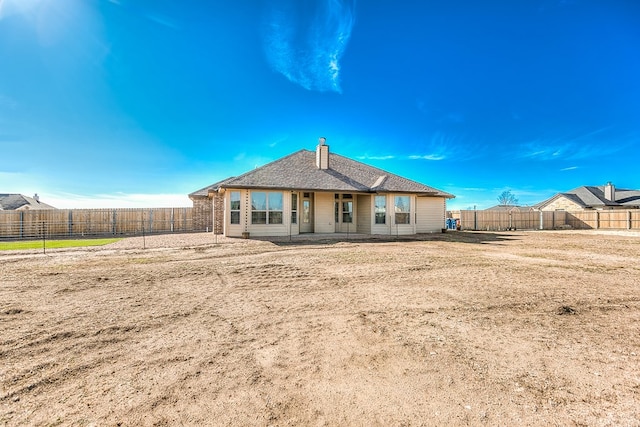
[{"left": 258, "top": 231, "right": 522, "bottom": 246}]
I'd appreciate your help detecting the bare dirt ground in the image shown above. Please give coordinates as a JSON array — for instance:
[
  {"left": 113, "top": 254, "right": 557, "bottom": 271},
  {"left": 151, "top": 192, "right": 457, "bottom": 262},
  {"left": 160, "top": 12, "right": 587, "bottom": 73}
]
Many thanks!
[{"left": 1, "top": 231, "right": 639, "bottom": 426}]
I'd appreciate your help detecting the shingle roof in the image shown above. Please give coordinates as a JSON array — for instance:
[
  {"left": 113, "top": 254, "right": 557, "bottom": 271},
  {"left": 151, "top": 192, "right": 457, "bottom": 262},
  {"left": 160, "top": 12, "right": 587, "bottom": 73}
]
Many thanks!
[
  {"left": 0, "top": 194, "right": 55, "bottom": 210},
  {"left": 189, "top": 177, "right": 237, "bottom": 198},
  {"left": 190, "top": 150, "right": 454, "bottom": 198},
  {"left": 535, "top": 185, "right": 640, "bottom": 209},
  {"left": 485, "top": 205, "right": 533, "bottom": 211}
]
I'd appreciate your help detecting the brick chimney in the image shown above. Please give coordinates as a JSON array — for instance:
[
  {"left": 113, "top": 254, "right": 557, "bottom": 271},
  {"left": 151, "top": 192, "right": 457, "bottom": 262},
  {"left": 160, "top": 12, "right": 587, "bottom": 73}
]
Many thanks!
[
  {"left": 604, "top": 182, "right": 615, "bottom": 201},
  {"left": 315, "top": 137, "right": 329, "bottom": 170}
]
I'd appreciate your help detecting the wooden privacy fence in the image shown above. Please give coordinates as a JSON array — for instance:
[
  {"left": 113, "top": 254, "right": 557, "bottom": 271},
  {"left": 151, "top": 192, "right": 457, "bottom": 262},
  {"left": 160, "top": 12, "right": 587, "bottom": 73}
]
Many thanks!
[
  {"left": 0, "top": 208, "right": 206, "bottom": 240},
  {"left": 457, "top": 210, "right": 640, "bottom": 231}
]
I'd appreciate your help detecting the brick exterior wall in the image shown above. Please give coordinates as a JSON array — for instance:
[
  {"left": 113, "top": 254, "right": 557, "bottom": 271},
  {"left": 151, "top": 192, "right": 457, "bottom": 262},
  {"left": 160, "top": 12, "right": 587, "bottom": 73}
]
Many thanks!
[
  {"left": 191, "top": 196, "right": 212, "bottom": 231},
  {"left": 212, "top": 192, "right": 224, "bottom": 235}
]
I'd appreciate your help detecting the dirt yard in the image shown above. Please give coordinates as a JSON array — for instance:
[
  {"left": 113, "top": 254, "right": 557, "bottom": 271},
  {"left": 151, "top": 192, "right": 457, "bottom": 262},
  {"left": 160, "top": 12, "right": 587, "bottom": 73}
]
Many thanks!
[{"left": 1, "top": 231, "right": 639, "bottom": 426}]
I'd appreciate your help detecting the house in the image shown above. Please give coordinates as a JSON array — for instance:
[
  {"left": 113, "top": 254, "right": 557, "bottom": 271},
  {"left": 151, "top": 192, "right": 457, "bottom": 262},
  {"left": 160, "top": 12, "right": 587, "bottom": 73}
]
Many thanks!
[
  {"left": 0, "top": 193, "right": 55, "bottom": 211},
  {"left": 535, "top": 183, "right": 640, "bottom": 211},
  {"left": 189, "top": 139, "right": 455, "bottom": 237},
  {"left": 485, "top": 205, "right": 535, "bottom": 212}
]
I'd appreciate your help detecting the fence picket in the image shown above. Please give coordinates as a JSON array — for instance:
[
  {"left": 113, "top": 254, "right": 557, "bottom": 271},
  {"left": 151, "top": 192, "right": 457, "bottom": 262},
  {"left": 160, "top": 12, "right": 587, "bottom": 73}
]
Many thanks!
[
  {"left": 0, "top": 208, "right": 202, "bottom": 240},
  {"left": 455, "top": 210, "right": 639, "bottom": 231}
]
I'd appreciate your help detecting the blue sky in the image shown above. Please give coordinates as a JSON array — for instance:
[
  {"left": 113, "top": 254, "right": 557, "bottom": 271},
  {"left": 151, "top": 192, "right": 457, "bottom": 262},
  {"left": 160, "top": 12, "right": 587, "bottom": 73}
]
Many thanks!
[{"left": 1, "top": 0, "right": 638, "bottom": 209}]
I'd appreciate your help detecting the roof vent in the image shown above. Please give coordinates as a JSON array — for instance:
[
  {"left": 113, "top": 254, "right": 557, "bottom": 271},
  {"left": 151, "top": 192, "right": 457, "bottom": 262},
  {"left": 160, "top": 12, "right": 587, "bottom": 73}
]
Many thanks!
[{"left": 372, "top": 175, "right": 387, "bottom": 189}]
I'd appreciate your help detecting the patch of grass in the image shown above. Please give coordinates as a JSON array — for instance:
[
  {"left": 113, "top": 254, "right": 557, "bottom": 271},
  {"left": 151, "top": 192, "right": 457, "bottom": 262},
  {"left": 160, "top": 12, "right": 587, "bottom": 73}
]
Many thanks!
[{"left": 0, "top": 238, "right": 121, "bottom": 251}]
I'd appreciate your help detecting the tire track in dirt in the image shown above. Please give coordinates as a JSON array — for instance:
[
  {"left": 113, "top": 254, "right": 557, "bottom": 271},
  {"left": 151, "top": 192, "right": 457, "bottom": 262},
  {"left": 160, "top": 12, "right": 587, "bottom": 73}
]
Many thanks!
[
  {"left": 2, "top": 231, "right": 640, "bottom": 425},
  {"left": 1, "top": 255, "right": 236, "bottom": 422}
]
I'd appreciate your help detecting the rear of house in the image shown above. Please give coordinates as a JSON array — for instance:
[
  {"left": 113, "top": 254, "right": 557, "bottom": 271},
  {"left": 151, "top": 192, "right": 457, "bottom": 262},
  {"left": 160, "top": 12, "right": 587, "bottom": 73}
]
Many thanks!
[{"left": 190, "top": 139, "right": 454, "bottom": 238}]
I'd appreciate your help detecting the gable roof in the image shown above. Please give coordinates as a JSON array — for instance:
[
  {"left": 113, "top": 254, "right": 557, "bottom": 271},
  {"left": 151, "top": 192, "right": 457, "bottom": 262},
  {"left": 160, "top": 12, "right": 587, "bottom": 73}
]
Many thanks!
[
  {"left": 0, "top": 194, "right": 56, "bottom": 210},
  {"left": 190, "top": 149, "right": 454, "bottom": 198},
  {"left": 535, "top": 185, "right": 640, "bottom": 209},
  {"left": 485, "top": 204, "right": 534, "bottom": 212},
  {"left": 189, "top": 177, "right": 237, "bottom": 198}
]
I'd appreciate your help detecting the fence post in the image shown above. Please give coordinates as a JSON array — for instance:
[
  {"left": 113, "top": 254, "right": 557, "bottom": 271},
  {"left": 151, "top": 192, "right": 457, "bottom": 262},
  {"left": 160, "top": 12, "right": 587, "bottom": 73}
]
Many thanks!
[
  {"left": 627, "top": 210, "right": 631, "bottom": 230},
  {"left": 539, "top": 211, "right": 544, "bottom": 230},
  {"left": 149, "top": 209, "right": 153, "bottom": 234},
  {"left": 112, "top": 209, "right": 116, "bottom": 235},
  {"left": 171, "top": 207, "right": 175, "bottom": 232},
  {"left": 68, "top": 210, "right": 73, "bottom": 237},
  {"left": 20, "top": 211, "right": 24, "bottom": 238},
  {"left": 595, "top": 211, "right": 600, "bottom": 229}
]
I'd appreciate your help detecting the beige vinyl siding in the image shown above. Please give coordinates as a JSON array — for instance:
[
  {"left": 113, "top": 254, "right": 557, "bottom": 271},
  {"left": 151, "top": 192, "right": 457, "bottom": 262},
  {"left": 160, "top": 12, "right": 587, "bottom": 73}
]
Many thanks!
[
  {"left": 246, "top": 224, "right": 289, "bottom": 236},
  {"left": 290, "top": 191, "right": 300, "bottom": 235},
  {"left": 247, "top": 190, "right": 291, "bottom": 237},
  {"left": 356, "top": 195, "right": 371, "bottom": 234},
  {"left": 371, "top": 194, "right": 418, "bottom": 235},
  {"left": 371, "top": 194, "right": 390, "bottom": 234},
  {"left": 224, "top": 189, "right": 245, "bottom": 237},
  {"left": 314, "top": 192, "right": 335, "bottom": 233},
  {"left": 225, "top": 189, "right": 296, "bottom": 237},
  {"left": 392, "top": 195, "right": 416, "bottom": 235},
  {"left": 416, "top": 196, "right": 446, "bottom": 233}
]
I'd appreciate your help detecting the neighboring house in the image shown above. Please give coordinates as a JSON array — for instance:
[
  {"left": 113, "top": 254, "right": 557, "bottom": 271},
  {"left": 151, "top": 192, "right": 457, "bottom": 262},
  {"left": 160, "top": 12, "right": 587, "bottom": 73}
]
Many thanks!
[
  {"left": 535, "top": 183, "right": 640, "bottom": 211},
  {"left": 189, "top": 139, "right": 455, "bottom": 237},
  {"left": 485, "top": 205, "right": 535, "bottom": 212},
  {"left": 0, "top": 193, "right": 55, "bottom": 210}
]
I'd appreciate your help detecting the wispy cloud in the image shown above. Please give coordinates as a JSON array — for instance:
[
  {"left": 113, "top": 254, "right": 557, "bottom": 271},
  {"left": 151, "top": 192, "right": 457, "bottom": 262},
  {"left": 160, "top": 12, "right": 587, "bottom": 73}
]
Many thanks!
[
  {"left": 518, "top": 127, "right": 631, "bottom": 161},
  {"left": 408, "top": 154, "right": 445, "bottom": 161},
  {"left": 356, "top": 155, "right": 395, "bottom": 161},
  {"left": 354, "top": 131, "right": 486, "bottom": 163},
  {"left": 106, "top": 1, "right": 179, "bottom": 30},
  {"left": 263, "top": 0, "right": 355, "bottom": 93},
  {"left": 357, "top": 153, "right": 445, "bottom": 161},
  {"left": 146, "top": 14, "right": 179, "bottom": 30},
  {"left": 406, "top": 131, "right": 481, "bottom": 162},
  {"left": 267, "top": 134, "right": 289, "bottom": 148},
  {"left": 560, "top": 166, "right": 578, "bottom": 171}
]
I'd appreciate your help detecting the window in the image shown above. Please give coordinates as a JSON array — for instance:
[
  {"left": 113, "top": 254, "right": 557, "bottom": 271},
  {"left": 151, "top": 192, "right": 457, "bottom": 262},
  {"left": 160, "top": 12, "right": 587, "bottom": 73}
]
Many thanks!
[
  {"left": 375, "top": 195, "right": 386, "bottom": 224},
  {"left": 291, "top": 193, "right": 298, "bottom": 224},
  {"left": 251, "top": 191, "right": 283, "bottom": 224},
  {"left": 342, "top": 201, "right": 353, "bottom": 223},
  {"left": 335, "top": 194, "right": 354, "bottom": 224},
  {"left": 268, "top": 192, "right": 283, "bottom": 224},
  {"left": 303, "top": 200, "right": 310, "bottom": 223},
  {"left": 395, "top": 196, "right": 410, "bottom": 224},
  {"left": 230, "top": 191, "right": 240, "bottom": 224}
]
